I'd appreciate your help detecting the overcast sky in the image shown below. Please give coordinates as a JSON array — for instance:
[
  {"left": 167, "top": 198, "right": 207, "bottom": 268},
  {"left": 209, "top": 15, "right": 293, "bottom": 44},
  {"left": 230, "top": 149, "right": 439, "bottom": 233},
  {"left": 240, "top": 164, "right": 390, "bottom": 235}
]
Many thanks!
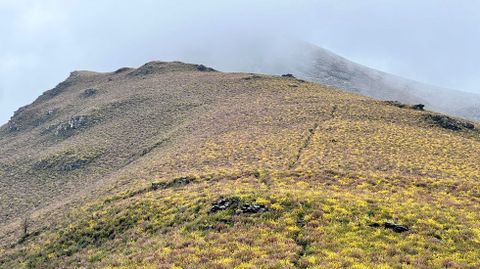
[{"left": 1, "top": 0, "right": 480, "bottom": 124}]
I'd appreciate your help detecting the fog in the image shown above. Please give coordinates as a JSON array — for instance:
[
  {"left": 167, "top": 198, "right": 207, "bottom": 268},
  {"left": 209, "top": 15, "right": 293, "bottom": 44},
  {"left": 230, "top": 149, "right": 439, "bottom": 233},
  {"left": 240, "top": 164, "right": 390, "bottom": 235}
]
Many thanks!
[{"left": 1, "top": 0, "right": 480, "bottom": 124}]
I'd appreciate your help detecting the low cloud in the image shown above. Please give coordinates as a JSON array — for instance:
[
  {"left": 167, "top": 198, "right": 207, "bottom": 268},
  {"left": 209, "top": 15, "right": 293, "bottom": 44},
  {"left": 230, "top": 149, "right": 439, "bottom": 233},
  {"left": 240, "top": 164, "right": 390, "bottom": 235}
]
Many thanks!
[{"left": 1, "top": 0, "right": 480, "bottom": 124}]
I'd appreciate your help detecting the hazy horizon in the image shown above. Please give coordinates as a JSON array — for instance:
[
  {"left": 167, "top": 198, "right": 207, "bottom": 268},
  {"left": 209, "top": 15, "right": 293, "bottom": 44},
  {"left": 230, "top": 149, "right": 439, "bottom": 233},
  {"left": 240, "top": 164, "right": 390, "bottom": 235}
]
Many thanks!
[{"left": 1, "top": 0, "right": 480, "bottom": 124}]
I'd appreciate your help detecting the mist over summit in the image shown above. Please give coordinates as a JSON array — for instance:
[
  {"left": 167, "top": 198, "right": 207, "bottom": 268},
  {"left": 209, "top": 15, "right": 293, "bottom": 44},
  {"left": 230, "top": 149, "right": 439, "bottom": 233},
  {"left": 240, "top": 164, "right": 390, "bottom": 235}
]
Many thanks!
[{"left": 2, "top": 2, "right": 480, "bottom": 268}]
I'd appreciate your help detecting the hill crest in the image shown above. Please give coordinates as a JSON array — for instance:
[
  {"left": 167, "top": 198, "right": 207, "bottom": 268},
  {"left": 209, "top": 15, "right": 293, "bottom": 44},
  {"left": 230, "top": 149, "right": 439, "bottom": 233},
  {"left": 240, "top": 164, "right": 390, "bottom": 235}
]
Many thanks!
[{"left": 1, "top": 61, "right": 479, "bottom": 268}]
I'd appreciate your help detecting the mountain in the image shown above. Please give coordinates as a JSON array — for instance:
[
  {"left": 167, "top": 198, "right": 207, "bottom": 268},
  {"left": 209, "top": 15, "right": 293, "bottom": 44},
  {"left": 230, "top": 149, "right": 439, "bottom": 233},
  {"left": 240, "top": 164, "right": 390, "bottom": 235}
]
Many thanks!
[
  {"left": 227, "top": 42, "right": 480, "bottom": 121},
  {"left": 1, "top": 62, "right": 480, "bottom": 268}
]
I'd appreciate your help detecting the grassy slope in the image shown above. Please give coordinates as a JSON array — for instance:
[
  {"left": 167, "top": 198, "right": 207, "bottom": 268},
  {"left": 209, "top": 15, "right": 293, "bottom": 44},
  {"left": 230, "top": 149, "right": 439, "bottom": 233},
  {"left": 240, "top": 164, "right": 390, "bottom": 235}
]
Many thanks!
[{"left": 1, "top": 62, "right": 479, "bottom": 268}]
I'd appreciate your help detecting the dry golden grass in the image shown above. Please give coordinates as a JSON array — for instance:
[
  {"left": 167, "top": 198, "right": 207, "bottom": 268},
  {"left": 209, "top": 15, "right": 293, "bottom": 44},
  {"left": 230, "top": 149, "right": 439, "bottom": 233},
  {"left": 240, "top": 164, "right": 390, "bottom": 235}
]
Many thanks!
[{"left": 0, "top": 62, "right": 479, "bottom": 268}]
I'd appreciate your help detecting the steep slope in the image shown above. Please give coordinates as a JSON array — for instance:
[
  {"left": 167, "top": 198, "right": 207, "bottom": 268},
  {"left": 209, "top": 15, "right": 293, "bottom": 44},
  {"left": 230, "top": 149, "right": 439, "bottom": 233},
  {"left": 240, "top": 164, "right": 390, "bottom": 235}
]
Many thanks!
[
  {"left": 234, "top": 42, "right": 480, "bottom": 121},
  {"left": 1, "top": 62, "right": 480, "bottom": 268}
]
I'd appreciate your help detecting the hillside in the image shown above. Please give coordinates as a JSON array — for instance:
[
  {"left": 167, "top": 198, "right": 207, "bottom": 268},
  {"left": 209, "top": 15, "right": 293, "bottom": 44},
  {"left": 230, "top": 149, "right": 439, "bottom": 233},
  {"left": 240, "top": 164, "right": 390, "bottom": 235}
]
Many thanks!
[
  {"left": 1, "top": 61, "right": 480, "bottom": 268},
  {"left": 230, "top": 42, "right": 480, "bottom": 121}
]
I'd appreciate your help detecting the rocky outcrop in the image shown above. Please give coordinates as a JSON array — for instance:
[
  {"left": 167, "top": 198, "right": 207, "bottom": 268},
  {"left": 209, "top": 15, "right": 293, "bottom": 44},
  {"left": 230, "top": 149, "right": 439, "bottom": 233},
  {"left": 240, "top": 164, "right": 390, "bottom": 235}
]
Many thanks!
[
  {"left": 55, "top": 116, "right": 89, "bottom": 136},
  {"left": 196, "top": 64, "right": 216, "bottom": 72},
  {"left": 428, "top": 114, "right": 475, "bottom": 131},
  {"left": 384, "top": 101, "right": 425, "bottom": 111},
  {"left": 81, "top": 88, "right": 98, "bottom": 98},
  {"left": 5, "top": 107, "right": 57, "bottom": 133},
  {"left": 210, "top": 197, "right": 268, "bottom": 214}
]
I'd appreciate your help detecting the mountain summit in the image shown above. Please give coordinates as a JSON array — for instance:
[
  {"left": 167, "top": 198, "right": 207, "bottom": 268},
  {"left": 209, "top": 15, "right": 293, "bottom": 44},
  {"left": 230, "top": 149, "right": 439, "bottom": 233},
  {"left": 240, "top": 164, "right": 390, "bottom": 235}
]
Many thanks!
[{"left": 1, "top": 62, "right": 479, "bottom": 268}]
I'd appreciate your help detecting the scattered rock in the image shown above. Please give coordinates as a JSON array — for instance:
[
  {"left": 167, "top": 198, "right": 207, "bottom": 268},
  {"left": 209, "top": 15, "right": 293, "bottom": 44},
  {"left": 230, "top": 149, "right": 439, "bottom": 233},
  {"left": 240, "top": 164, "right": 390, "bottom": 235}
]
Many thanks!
[
  {"left": 384, "top": 222, "right": 409, "bottom": 233},
  {"left": 384, "top": 101, "right": 425, "bottom": 111},
  {"left": 210, "top": 197, "right": 268, "bottom": 214},
  {"left": 282, "top": 74, "right": 296, "bottom": 78},
  {"left": 81, "top": 88, "right": 98, "bottom": 98},
  {"left": 8, "top": 123, "right": 19, "bottom": 132},
  {"left": 197, "top": 64, "right": 215, "bottom": 72},
  {"left": 5, "top": 106, "right": 58, "bottom": 133},
  {"left": 55, "top": 116, "right": 89, "bottom": 136},
  {"left": 210, "top": 198, "right": 239, "bottom": 213},
  {"left": 150, "top": 182, "right": 165, "bottom": 191},
  {"left": 368, "top": 221, "right": 409, "bottom": 233},
  {"left": 239, "top": 204, "right": 268, "bottom": 214},
  {"left": 428, "top": 115, "right": 475, "bottom": 131}
]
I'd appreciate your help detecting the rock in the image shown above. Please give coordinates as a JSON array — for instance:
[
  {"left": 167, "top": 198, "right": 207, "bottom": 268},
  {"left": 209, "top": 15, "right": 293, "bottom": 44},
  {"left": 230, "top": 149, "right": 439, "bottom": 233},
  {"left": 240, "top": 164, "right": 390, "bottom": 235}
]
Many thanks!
[
  {"left": 210, "top": 198, "right": 238, "bottom": 213},
  {"left": 384, "top": 221, "right": 409, "bottom": 233},
  {"left": 8, "top": 123, "right": 19, "bottom": 132},
  {"left": 368, "top": 221, "right": 409, "bottom": 233},
  {"left": 197, "top": 64, "right": 215, "bottom": 72},
  {"left": 393, "top": 225, "right": 409, "bottom": 233},
  {"left": 240, "top": 204, "right": 268, "bottom": 214},
  {"left": 282, "top": 74, "right": 296, "bottom": 78},
  {"left": 55, "top": 116, "right": 89, "bottom": 136},
  {"left": 81, "top": 88, "right": 98, "bottom": 98},
  {"left": 411, "top": 104, "right": 425, "bottom": 111},
  {"left": 384, "top": 101, "right": 425, "bottom": 111},
  {"left": 428, "top": 115, "right": 475, "bottom": 131},
  {"left": 210, "top": 197, "right": 268, "bottom": 214},
  {"left": 151, "top": 182, "right": 166, "bottom": 190}
]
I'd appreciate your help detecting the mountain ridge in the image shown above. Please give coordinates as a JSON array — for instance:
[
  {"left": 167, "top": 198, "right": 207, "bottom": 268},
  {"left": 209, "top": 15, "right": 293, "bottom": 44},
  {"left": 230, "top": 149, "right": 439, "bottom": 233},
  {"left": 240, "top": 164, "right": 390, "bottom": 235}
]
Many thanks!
[{"left": 221, "top": 42, "right": 480, "bottom": 121}]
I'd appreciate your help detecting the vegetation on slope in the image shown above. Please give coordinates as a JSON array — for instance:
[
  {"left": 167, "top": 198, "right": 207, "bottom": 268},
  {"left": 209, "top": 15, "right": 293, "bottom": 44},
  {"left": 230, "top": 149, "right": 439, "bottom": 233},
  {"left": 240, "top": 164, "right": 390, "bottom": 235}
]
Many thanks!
[{"left": 1, "top": 62, "right": 479, "bottom": 268}]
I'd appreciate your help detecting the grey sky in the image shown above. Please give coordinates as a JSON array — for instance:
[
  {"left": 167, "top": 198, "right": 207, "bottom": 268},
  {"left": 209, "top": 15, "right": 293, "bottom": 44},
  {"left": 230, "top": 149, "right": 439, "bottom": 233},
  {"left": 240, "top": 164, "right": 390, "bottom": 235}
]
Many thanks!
[{"left": 1, "top": 0, "right": 480, "bottom": 124}]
